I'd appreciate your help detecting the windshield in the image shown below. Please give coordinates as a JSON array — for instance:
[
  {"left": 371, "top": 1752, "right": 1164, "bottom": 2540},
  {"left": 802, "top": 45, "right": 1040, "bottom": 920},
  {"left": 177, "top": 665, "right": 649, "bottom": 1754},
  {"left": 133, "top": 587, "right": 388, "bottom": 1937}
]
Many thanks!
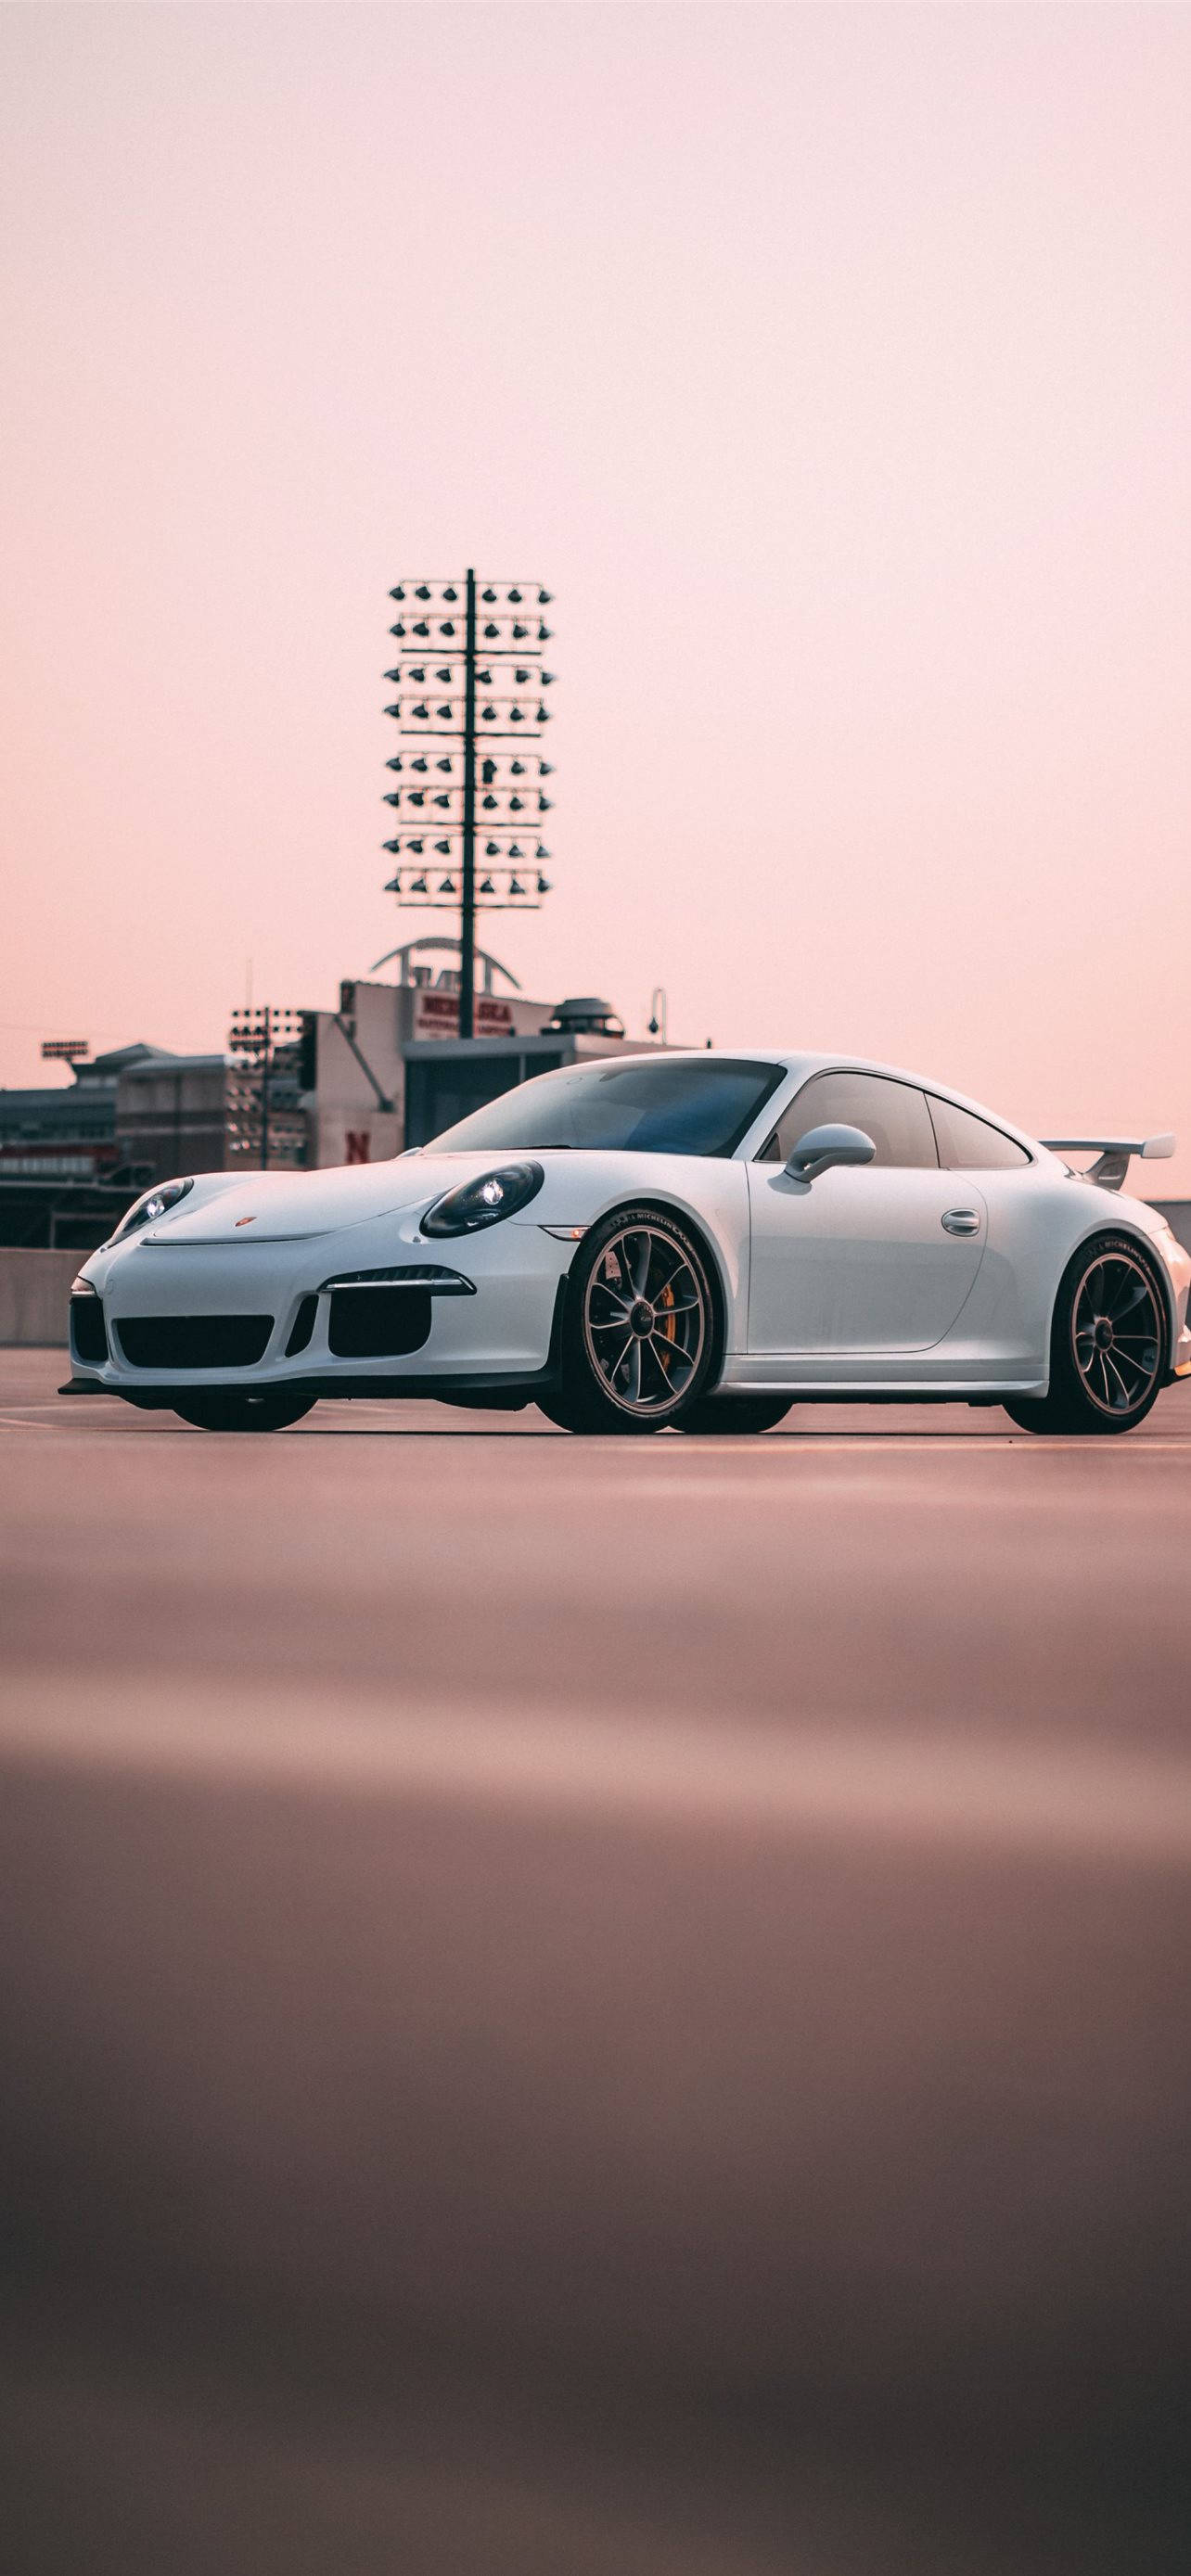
[{"left": 425, "top": 1056, "right": 785, "bottom": 1158}]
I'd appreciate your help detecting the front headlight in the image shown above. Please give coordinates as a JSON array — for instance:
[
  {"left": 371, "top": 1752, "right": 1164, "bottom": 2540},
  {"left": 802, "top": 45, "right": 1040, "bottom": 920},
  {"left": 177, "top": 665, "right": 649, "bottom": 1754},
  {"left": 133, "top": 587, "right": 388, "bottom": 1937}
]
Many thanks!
[
  {"left": 109, "top": 1177, "right": 195, "bottom": 1243},
  {"left": 421, "top": 1161, "right": 544, "bottom": 1237}
]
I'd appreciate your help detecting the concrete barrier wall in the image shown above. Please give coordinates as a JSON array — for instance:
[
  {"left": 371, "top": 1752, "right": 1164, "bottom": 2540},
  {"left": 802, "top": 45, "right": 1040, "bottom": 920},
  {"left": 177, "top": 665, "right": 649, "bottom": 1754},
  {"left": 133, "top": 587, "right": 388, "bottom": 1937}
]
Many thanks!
[{"left": 0, "top": 1249, "right": 79, "bottom": 1345}]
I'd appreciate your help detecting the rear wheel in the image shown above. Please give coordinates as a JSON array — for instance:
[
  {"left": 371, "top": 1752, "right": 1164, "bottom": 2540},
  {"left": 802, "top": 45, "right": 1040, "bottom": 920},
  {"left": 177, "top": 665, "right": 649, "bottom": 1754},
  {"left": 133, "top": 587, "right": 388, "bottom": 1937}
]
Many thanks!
[
  {"left": 1004, "top": 1235, "right": 1167, "bottom": 1435},
  {"left": 172, "top": 1389, "right": 317, "bottom": 1432},
  {"left": 555, "top": 1206, "right": 718, "bottom": 1433},
  {"left": 677, "top": 1396, "right": 793, "bottom": 1434}
]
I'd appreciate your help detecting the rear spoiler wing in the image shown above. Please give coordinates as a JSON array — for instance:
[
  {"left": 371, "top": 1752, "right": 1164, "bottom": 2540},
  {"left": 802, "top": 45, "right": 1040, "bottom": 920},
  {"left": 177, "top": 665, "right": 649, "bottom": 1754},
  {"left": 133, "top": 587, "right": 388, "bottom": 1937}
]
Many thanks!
[{"left": 1041, "top": 1134, "right": 1175, "bottom": 1192}]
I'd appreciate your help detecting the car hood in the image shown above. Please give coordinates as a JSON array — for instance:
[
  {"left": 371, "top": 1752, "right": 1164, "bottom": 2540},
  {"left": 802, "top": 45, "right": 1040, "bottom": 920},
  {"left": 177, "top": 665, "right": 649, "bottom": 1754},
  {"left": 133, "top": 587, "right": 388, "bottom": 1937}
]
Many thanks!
[{"left": 144, "top": 1156, "right": 502, "bottom": 1245}]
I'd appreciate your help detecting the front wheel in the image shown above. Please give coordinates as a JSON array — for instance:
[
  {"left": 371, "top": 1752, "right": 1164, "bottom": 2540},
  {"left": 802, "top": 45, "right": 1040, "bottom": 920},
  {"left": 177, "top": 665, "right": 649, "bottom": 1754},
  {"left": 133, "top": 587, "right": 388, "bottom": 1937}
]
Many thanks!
[
  {"left": 677, "top": 1396, "right": 793, "bottom": 1435},
  {"left": 557, "top": 1205, "right": 718, "bottom": 1432},
  {"left": 534, "top": 1390, "right": 593, "bottom": 1432},
  {"left": 1004, "top": 1235, "right": 1167, "bottom": 1435},
  {"left": 172, "top": 1389, "right": 317, "bottom": 1432}
]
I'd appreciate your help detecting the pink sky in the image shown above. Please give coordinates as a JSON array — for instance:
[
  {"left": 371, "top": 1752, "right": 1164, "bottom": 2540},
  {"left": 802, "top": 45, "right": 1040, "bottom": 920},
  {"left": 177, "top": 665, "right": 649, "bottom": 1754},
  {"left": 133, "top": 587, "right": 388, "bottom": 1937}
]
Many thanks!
[{"left": 2, "top": 4, "right": 1189, "bottom": 1182}]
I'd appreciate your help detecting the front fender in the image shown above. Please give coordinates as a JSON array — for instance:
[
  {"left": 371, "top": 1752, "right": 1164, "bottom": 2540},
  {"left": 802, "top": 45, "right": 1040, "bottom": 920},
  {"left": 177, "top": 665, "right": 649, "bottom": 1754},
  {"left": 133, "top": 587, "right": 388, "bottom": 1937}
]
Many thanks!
[{"left": 529, "top": 1154, "right": 749, "bottom": 1358}]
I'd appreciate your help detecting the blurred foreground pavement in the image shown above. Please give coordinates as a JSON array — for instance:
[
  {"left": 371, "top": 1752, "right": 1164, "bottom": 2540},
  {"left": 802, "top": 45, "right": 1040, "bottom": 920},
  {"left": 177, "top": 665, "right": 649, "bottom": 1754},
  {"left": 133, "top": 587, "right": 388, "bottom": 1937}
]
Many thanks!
[{"left": 2, "top": 1352, "right": 1190, "bottom": 2574}]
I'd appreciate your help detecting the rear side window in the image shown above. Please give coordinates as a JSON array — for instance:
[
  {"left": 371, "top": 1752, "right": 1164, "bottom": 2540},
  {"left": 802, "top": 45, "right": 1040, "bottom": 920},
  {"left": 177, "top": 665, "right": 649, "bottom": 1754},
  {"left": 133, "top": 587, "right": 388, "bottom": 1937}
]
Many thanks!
[
  {"left": 928, "top": 1096, "right": 1031, "bottom": 1169},
  {"left": 763, "top": 1071, "right": 939, "bottom": 1168}
]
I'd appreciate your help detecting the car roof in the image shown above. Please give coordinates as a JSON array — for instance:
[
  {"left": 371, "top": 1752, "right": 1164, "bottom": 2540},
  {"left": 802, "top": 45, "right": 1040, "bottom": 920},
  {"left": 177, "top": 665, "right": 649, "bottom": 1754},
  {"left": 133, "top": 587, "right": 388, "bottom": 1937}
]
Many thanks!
[{"left": 598, "top": 1049, "right": 1041, "bottom": 1154}]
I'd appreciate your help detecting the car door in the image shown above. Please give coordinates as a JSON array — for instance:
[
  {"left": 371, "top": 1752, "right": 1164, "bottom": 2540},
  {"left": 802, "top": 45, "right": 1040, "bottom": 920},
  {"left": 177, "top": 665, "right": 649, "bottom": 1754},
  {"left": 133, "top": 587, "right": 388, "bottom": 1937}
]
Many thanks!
[{"left": 746, "top": 1070, "right": 987, "bottom": 1361}]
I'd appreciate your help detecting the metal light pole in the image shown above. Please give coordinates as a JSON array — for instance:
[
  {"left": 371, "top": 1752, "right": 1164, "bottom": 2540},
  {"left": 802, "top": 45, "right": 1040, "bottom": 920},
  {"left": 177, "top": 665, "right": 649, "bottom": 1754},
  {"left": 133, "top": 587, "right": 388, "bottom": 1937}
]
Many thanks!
[
  {"left": 460, "top": 569, "right": 478, "bottom": 1038},
  {"left": 382, "top": 573, "right": 555, "bottom": 1043},
  {"left": 259, "top": 1004, "right": 271, "bottom": 1171}
]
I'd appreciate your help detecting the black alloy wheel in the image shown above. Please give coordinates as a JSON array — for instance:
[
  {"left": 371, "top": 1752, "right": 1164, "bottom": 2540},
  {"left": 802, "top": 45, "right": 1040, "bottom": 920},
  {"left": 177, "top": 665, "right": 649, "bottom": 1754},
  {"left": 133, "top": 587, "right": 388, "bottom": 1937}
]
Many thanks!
[
  {"left": 556, "top": 1205, "right": 717, "bottom": 1432},
  {"left": 172, "top": 1389, "right": 317, "bottom": 1432},
  {"left": 1004, "top": 1233, "right": 1167, "bottom": 1435}
]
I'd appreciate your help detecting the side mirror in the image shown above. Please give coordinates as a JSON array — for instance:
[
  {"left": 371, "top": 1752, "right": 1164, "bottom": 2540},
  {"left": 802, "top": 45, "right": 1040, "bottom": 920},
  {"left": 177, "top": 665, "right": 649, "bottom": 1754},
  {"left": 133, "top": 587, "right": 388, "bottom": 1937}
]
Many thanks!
[{"left": 783, "top": 1122, "right": 876, "bottom": 1183}]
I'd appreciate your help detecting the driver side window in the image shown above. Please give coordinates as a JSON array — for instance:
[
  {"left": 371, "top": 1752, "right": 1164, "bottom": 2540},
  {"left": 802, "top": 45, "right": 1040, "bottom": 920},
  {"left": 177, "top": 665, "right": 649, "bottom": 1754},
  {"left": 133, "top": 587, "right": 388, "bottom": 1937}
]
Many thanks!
[{"left": 762, "top": 1071, "right": 939, "bottom": 1168}]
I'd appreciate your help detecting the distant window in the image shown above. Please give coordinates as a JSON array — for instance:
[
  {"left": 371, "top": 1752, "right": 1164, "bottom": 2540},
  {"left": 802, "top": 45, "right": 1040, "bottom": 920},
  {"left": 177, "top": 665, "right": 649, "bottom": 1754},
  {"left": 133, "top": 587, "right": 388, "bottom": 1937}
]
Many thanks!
[
  {"left": 763, "top": 1071, "right": 938, "bottom": 1169},
  {"left": 928, "top": 1096, "right": 1031, "bottom": 1169}
]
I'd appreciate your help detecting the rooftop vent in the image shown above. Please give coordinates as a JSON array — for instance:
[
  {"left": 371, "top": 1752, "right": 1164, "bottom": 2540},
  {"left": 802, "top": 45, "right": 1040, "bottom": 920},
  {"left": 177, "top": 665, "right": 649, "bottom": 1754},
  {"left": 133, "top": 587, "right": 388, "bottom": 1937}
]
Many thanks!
[{"left": 543, "top": 997, "right": 625, "bottom": 1038}]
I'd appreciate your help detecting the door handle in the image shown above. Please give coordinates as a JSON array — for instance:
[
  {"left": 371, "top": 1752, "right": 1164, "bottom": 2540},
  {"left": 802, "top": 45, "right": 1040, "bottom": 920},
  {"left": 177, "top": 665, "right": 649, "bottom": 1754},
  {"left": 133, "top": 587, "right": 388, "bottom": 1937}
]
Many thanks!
[{"left": 941, "top": 1208, "right": 980, "bottom": 1236}]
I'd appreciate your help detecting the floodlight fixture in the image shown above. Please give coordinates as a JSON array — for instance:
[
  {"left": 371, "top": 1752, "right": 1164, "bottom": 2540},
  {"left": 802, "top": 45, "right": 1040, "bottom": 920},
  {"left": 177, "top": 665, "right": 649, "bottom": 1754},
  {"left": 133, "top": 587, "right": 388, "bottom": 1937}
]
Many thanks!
[{"left": 383, "top": 568, "right": 556, "bottom": 1026}]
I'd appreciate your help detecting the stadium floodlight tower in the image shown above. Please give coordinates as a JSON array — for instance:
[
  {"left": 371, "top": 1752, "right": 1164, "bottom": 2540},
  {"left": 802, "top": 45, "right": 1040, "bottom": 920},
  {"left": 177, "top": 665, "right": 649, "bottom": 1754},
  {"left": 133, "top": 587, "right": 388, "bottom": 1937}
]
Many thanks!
[
  {"left": 226, "top": 1005, "right": 310, "bottom": 1171},
  {"left": 383, "top": 569, "right": 555, "bottom": 1039}
]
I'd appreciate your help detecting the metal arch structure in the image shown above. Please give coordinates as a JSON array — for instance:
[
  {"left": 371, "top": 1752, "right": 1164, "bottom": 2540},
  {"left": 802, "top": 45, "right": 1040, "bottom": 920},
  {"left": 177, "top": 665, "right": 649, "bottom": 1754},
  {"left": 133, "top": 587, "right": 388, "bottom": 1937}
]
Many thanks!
[
  {"left": 383, "top": 570, "right": 555, "bottom": 1039},
  {"left": 367, "top": 936, "right": 522, "bottom": 997}
]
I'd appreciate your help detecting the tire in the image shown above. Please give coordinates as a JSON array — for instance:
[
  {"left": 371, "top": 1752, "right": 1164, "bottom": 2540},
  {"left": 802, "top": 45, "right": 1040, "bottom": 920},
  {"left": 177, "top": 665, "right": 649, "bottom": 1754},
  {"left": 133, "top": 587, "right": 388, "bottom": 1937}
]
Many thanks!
[
  {"left": 1004, "top": 1233, "right": 1168, "bottom": 1436},
  {"left": 534, "top": 1390, "right": 592, "bottom": 1431},
  {"left": 172, "top": 1388, "right": 317, "bottom": 1432},
  {"left": 677, "top": 1396, "right": 793, "bottom": 1435},
  {"left": 1002, "top": 1396, "right": 1071, "bottom": 1434},
  {"left": 556, "top": 1205, "right": 719, "bottom": 1433}
]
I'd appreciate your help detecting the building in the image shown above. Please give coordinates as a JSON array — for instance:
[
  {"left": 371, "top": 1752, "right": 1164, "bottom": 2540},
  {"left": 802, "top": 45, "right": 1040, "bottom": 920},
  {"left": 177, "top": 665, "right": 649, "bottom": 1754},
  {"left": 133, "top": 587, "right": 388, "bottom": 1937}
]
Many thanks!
[
  {"left": 0, "top": 1052, "right": 122, "bottom": 1187},
  {"left": 303, "top": 940, "right": 651, "bottom": 1166},
  {"left": 0, "top": 1043, "right": 230, "bottom": 1248},
  {"left": 115, "top": 1049, "right": 228, "bottom": 1180},
  {"left": 0, "top": 945, "right": 657, "bottom": 1244}
]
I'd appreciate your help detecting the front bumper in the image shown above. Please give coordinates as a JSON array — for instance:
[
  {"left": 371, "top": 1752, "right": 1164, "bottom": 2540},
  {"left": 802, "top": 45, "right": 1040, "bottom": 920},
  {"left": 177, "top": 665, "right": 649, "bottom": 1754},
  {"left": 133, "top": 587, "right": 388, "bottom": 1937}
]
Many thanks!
[{"left": 68, "top": 1218, "right": 575, "bottom": 1402}]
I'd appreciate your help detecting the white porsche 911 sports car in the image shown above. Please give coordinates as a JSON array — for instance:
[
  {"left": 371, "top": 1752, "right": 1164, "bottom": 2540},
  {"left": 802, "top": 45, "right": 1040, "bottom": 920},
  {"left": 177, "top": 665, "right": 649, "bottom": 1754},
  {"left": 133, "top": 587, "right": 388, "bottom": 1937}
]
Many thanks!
[{"left": 65, "top": 1051, "right": 1191, "bottom": 1435}]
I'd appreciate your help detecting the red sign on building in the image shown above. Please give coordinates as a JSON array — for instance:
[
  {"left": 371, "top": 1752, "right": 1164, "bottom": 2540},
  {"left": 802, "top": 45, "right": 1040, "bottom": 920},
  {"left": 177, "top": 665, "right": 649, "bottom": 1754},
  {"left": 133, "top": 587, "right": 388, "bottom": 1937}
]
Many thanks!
[{"left": 413, "top": 991, "right": 514, "bottom": 1039}]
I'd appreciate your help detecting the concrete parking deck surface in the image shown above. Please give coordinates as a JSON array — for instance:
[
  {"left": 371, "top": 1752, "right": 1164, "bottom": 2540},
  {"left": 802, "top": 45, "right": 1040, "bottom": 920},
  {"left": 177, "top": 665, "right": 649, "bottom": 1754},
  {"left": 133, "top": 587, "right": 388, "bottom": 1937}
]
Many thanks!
[{"left": 2, "top": 1351, "right": 1189, "bottom": 2574}]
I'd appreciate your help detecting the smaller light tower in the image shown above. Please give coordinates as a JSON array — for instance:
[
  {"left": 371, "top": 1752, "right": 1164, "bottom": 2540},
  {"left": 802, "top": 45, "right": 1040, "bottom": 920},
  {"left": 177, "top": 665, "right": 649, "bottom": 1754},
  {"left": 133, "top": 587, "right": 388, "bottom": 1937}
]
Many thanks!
[{"left": 226, "top": 1005, "right": 308, "bottom": 1170}]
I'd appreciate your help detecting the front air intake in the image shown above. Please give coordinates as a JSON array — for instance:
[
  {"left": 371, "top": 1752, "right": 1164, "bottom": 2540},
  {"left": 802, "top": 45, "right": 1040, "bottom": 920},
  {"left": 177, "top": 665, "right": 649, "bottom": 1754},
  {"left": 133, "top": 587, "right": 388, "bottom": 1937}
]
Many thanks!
[
  {"left": 70, "top": 1294, "right": 109, "bottom": 1366},
  {"left": 327, "top": 1288, "right": 432, "bottom": 1358},
  {"left": 285, "top": 1294, "right": 319, "bottom": 1358},
  {"left": 116, "top": 1316, "right": 274, "bottom": 1370}
]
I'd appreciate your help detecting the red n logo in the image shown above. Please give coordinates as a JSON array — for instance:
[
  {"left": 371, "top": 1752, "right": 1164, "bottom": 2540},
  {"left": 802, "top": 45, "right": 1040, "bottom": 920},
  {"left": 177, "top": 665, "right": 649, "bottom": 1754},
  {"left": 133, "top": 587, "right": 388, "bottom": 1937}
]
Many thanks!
[{"left": 345, "top": 1130, "right": 370, "bottom": 1163}]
